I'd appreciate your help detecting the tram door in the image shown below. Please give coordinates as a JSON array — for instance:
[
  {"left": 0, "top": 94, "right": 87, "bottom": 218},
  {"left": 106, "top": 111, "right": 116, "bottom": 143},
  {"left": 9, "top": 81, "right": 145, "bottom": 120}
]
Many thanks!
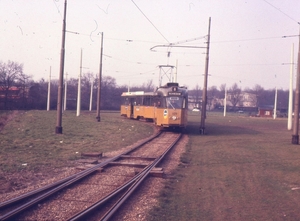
[{"left": 129, "top": 98, "right": 134, "bottom": 118}]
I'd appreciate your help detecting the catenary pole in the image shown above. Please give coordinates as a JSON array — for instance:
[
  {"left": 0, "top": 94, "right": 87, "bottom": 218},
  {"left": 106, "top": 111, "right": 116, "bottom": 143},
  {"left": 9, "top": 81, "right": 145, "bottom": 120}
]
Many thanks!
[
  {"left": 55, "top": 0, "right": 67, "bottom": 134},
  {"left": 199, "top": 17, "right": 211, "bottom": 134},
  {"left": 292, "top": 28, "right": 300, "bottom": 144},
  {"left": 47, "top": 66, "right": 51, "bottom": 111},
  {"left": 76, "top": 49, "right": 82, "bottom": 117},
  {"left": 223, "top": 87, "right": 227, "bottom": 117},
  {"left": 288, "top": 44, "right": 294, "bottom": 130},
  {"left": 273, "top": 87, "right": 277, "bottom": 119},
  {"left": 64, "top": 73, "right": 68, "bottom": 111},
  {"left": 96, "top": 32, "right": 103, "bottom": 122},
  {"left": 89, "top": 80, "right": 93, "bottom": 111}
]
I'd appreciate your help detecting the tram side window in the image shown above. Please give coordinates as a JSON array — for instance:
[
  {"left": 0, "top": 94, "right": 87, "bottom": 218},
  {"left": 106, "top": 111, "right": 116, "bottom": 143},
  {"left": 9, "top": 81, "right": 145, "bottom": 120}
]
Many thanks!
[
  {"left": 124, "top": 97, "right": 129, "bottom": 105},
  {"left": 159, "top": 97, "right": 164, "bottom": 107},
  {"left": 143, "top": 97, "right": 151, "bottom": 106},
  {"left": 135, "top": 97, "right": 142, "bottom": 106},
  {"left": 153, "top": 96, "right": 163, "bottom": 107}
]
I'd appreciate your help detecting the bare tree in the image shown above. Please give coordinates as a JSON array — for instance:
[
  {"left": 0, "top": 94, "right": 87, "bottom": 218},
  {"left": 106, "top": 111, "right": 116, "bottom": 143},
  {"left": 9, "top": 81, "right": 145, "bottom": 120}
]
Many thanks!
[
  {"left": 228, "top": 83, "right": 242, "bottom": 110},
  {"left": 64, "top": 77, "right": 78, "bottom": 110},
  {"left": 81, "top": 72, "right": 95, "bottom": 110},
  {"left": 189, "top": 84, "right": 202, "bottom": 109},
  {"left": 219, "top": 84, "right": 226, "bottom": 95},
  {"left": 0, "top": 61, "right": 24, "bottom": 109},
  {"left": 207, "top": 86, "right": 218, "bottom": 110},
  {"left": 141, "top": 79, "right": 155, "bottom": 92},
  {"left": 251, "top": 84, "right": 264, "bottom": 107},
  {"left": 101, "top": 76, "right": 117, "bottom": 109},
  {"left": 17, "top": 72, "right": 32, "bottom": 109}
]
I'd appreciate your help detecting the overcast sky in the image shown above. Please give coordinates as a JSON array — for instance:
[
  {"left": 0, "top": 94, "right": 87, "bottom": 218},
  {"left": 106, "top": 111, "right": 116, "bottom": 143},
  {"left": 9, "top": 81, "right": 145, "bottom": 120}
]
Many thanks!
[{"left": 1, "top": 0, "right": 300, "bottom": 90}]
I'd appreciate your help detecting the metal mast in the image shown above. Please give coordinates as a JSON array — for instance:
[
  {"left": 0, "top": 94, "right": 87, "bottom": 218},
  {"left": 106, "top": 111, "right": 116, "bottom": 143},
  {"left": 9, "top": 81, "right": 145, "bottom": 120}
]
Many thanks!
[
  {"left": 89, "top": 80, "right": 93, "bottom": 111},
  {"left": 199, "top": 17, "right": 211, "bottom": 135},
  {"left": 292, "top": 28, "right": 300, "bottom": 144},
  {"left": 96, "top": 32, "right": 103, "bottom": 122},
  {"left": 76, "top": 49, "right": 82, "bottom": 117},
  {"left": 55, "top": 0, "right": 67, "bottom": 134},
  {"left": 273, "top": 87, "right": 277, "bottom": 119},
  {"left": 64, "top": 73, "right": 68, "bottom": 111},
  {"left": 47, "top": 67, "right": 51, "bottom": 111},
  {"left": 288, "top": 44, "right": 294, "bottom": 130}
]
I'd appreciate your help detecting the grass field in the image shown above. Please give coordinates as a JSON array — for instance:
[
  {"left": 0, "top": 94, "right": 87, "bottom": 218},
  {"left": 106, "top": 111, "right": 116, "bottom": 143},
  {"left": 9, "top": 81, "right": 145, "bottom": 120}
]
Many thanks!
[
  {"left": 1, "top": 110, "right": 300, "bottom": 220},
  {"left": 149, "top": 112, "right": 300, "bottom": 221},
  {"left": 0, "top": 110, "right": 154, "bottom": 173}
]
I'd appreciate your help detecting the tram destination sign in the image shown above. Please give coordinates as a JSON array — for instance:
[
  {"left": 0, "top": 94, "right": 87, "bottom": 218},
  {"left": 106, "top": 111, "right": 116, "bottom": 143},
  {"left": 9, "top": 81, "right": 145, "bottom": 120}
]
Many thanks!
[{"left": 168, "top": 92, "right": 182, "bottom": 96}]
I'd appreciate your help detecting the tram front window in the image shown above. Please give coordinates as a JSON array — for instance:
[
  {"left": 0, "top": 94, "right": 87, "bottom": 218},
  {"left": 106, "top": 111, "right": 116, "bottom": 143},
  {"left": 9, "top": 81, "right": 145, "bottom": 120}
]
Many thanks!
[{"left": 166, "top": 97, "right": 183, "bottom": 109}]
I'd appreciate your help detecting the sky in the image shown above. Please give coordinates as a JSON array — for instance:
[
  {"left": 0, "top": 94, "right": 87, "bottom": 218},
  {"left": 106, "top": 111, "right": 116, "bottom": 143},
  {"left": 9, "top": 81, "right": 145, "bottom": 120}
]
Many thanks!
[{"left": 1, "top": 0, "right": 300, "bottom": 90}]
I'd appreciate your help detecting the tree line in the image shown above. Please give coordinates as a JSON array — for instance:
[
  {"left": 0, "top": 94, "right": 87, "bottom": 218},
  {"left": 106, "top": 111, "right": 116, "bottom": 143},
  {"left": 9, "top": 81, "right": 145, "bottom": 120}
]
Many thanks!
[
  {"left": 190, "top": 83, "right": 289, "bottom": 112},
  {"left": 0, "top": 60, "right": 289, "bottom": 112},
  {"left": 0, "top": 60, "right": 156, "bottom": 110}
]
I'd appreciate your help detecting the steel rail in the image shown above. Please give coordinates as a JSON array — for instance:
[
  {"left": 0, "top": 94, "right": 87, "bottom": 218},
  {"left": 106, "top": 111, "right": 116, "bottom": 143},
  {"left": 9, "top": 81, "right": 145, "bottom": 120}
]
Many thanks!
[
  {"left": 67, "top": 132, "right": 182, "bottom": 221},
  {"left": 0, "top": 175, "right": 75, "bottom": 209},
  {"left": 0, "top": 131, "right": 162, "bottom": 221},
  {"left": 67, "top": 159, "right": 154, "bottom": 221},
  {"left": 101, "top": 133, "right": 182, "bottom": 221}
]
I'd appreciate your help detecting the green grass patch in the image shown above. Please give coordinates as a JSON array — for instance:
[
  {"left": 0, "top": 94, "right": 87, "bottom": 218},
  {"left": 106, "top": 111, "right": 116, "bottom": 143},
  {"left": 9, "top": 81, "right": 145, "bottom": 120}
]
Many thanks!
[{"left": 0, "top": 110, "right": 154, "bottom": 173}]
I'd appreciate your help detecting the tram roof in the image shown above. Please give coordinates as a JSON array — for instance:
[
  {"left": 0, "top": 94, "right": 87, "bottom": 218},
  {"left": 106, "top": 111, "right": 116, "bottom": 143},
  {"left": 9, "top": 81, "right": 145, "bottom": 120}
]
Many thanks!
[{"left": 121, "top": 91, "right": 155, "bottom": 97}]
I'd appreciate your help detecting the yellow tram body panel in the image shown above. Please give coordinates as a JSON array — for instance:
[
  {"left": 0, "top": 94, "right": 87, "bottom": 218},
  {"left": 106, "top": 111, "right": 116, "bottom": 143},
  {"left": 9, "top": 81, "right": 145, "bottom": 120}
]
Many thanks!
[
  {"left": 133, "top": 106, "right": 141, "bottom": 119},
  {"left": 135, "top": 106, "right": 155, "bottom": 119},
  {"left": 120, "top": 105, "right": 130, "bottom": 117},
  {"left": 121, "top": 105, "right": 156, "bottom": 120},
  {"left": 155, "top": 108, "right": 187, "bottom": 128},
  {"left": 144, "top": 106, "right": 155, "bottom": 119}
]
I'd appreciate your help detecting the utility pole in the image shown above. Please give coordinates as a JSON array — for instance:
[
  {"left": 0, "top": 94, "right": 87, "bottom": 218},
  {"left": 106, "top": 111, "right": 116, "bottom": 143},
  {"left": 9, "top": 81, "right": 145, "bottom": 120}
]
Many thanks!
[
  {"left": 224, "top": 87, "right": 227, "bottom": 117},
  {"left": 200, "top": 17, "right": 211, "bottom": 135},
  {"left": 55, "top": 0, "right": 67, "bottom": 134},
  {"left": 64, "top": 73, "right": 68, "bottom": 111},
  {"left": 89, "top": 79, "right": 93, "bottom": 111},
  {"left": 96, "top": 32, "right": 103, "bottom": 122},
  {"left": 47, "top": 66, "right": 51, "bottom": 111},
  {"left": 77, "top": 49, "right": 82, "bottom": 117},
  {"left": 273, "top": 87, "right": 277, "bottom": 119},
  {"left": 288, "top": 44, "right": 294, "bottom": 130},
  {"left": 292, "top": 28, "right": 300, "bottom": 144}
]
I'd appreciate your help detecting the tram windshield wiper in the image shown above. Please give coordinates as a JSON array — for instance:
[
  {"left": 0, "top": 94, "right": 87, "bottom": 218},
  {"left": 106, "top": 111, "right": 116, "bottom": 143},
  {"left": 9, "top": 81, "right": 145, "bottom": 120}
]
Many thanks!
[{"left": 168, "top": 101, "right": 175, "bottom": 109}]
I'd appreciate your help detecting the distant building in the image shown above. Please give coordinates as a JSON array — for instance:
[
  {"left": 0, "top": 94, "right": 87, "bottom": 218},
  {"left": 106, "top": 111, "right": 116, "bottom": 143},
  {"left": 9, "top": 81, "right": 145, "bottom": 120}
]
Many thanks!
[
  {"left": 0, "top": 86, "right": 22, "bottom": 99},
  {"left": 188, "top": 95, "right": 201, "bottom": 110},
  {"left": 188, "top": 91, "right": 258, "bottom": 111},
  {"left": 258, "top": 106, "right": 273, "bottom": 117},
  {"left": 225, "top": 92, "right": 257, "bottom": 108},
  {"left": 240, "top": 92, "right": 257, "bottom": 107},
  {"left": 219, "top": 92, "right": 257, "bottom": 110}
]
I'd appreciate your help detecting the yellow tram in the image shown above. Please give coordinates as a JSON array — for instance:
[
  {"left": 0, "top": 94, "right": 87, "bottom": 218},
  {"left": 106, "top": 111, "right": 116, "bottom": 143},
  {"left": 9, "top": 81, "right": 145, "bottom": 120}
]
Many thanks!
[{"left": 121, "top": 82, "right": 188, "bottom": 129}]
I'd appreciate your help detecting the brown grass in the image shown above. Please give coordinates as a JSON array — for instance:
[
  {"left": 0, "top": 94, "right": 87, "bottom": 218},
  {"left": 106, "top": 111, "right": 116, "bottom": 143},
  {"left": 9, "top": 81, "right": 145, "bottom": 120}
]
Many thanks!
[{"left": 148, "top": 112, "right": 300, "bottom": 221}]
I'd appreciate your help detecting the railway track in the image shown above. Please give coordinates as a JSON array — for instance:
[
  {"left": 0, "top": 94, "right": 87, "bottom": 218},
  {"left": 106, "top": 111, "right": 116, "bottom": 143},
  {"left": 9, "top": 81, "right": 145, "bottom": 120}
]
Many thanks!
[{"left": 0, "top": 131, "right": 183, "bottom": 220}]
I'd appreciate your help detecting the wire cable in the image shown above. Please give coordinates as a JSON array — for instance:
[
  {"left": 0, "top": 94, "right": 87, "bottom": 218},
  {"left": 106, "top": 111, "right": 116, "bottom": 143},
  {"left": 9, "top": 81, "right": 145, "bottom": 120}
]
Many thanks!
[
  {"left": 52, "top": 0, "right": 62, "bottom": 19},
  {"left": 130, "top": 0, "right": 169, "bottom": 43},
  {"left": 262, "top": 0, "right": 299, "bottom": 24}
]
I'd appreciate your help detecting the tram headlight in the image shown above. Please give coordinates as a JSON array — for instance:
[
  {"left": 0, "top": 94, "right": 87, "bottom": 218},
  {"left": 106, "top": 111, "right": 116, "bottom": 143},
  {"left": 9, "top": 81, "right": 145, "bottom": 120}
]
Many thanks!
[{"left": 171, "top": 116, "right": 177, "bottom": 120}]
